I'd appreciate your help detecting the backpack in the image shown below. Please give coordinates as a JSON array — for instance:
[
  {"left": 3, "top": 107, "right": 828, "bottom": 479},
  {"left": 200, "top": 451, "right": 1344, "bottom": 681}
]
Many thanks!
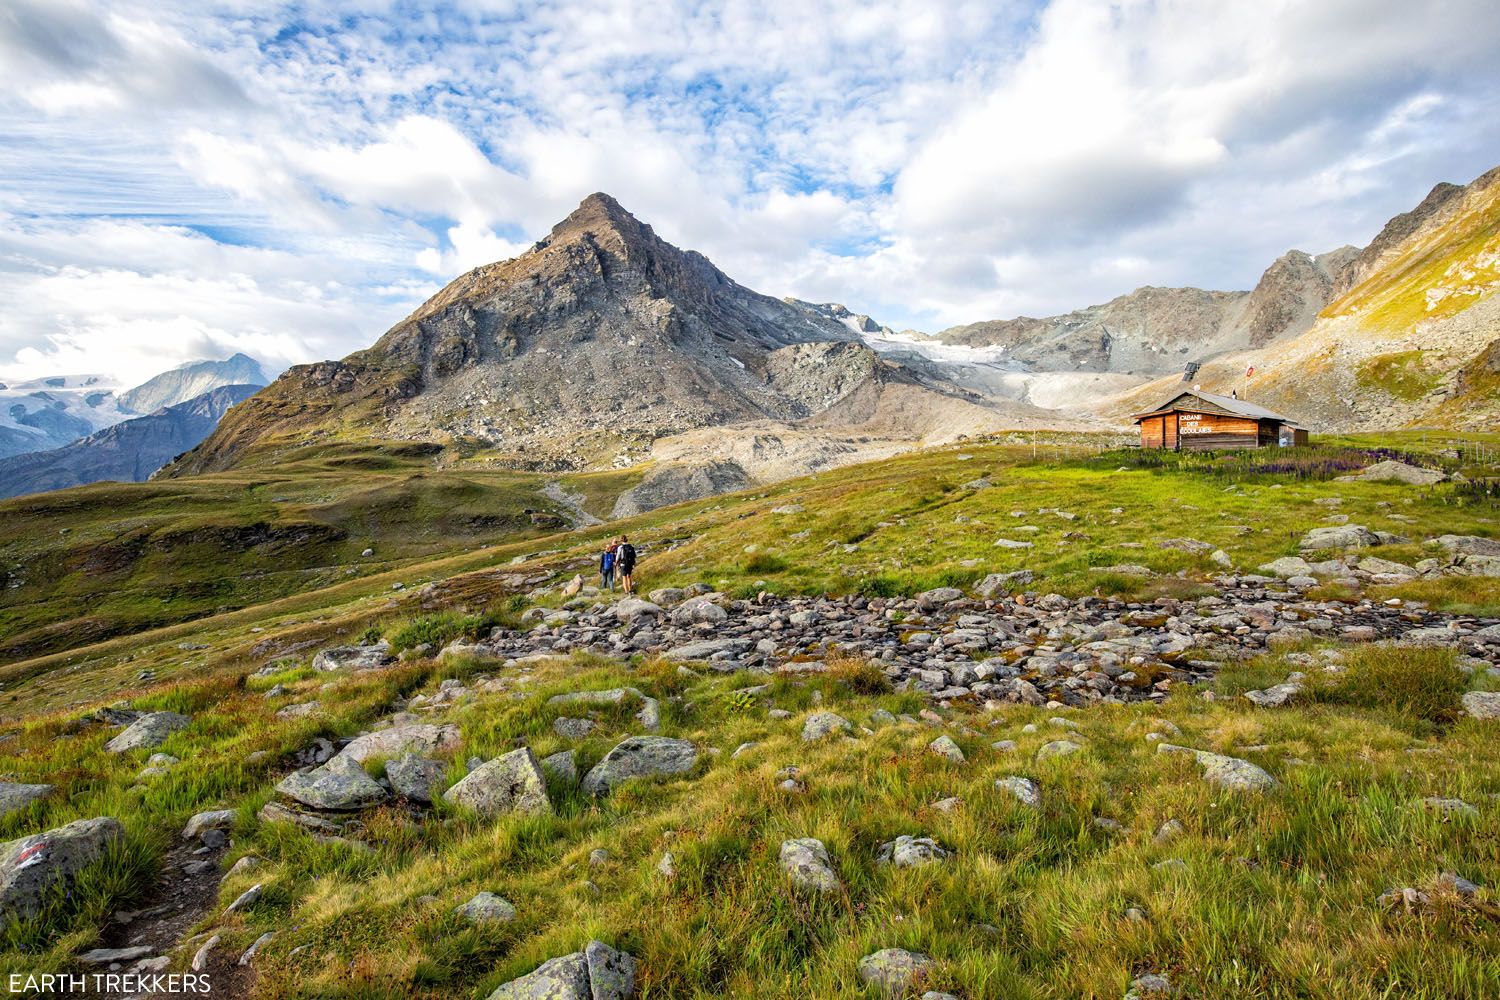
[
  {"left": 618, "top": 543, "right": 636, "bottom": 569},
  {"left": 601, "top": 550, "right": 615, "bottom": 572}
]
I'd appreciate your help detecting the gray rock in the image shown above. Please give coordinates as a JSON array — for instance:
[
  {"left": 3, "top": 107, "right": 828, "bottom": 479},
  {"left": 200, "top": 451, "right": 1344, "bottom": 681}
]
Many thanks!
[
  {"left": 671, "top": 596, "right": 728, "bottom": 625},
  {"left": 104, "top": 711, "right": 191, "bottom": 753},
  {"left": 78, "top": 945, "right": 154, "bottom": 964},
  {"left": 648, "top": 587, "right": 686, "bottom": 606},
  {"left": 995, "top": 776, "right": 1041, "bottom": 808},
  {"left": 1036, "top": 740, "right": 1082, "bottom": 760},
  {"left": 486, "top": 940, "right": 636, "bottom": 1000},
  {"left": 613, "top": 598, "right": 665, "bottom": 623},
  {"left": 312, "top": 641, "right": 394, "bottom": 672},
  {"left": 0, "top": 817, "right": 124, "bottom": 927},
  {"left": 0, "top": 782, "right": 53, "bottom": 820},
  {"left": 975, "top": 570, "right": 1033, "bottom": 598},
  {"left": 182, "top": 809, "right": 237, "bottom": 841},
  {"left": 1436, "top": 534, "right": 1500, "bottom": 557},
  {"left": 387, "top": 754, "right": 447, "bottom": 803},
  {"left": 916, "top": 587, "right": 964, "bottom": 610},
  {"left": 1244, "top": 674, "right": 1304, "bottom": 708},
  {"left": 191, "top": 934, "right": 220, "bottom": 972},
  {"left": 455, "top": 891, "right": 516, "bottom": 923},
  {"left": 1462, "top": 691, "right": 1500, "bottom": 720},
  {"left": 1299, "top": 525, "right": 1381, "bottom": 550},
  {"left": 547, "top": 688, "right": 661, "bottom": 731},
  {"left": 1157, "top": 744, "right": 1277, "bottom": 792},
  {"left": 444, "top": 748, "right": 552, "bottom": 817},
  {"left": 1125, "top": 972, "right": 1172, "bottom": 999},
  {"left": 238, "top": 931, "right": 275, "bottom": 967},
  {"left": 1259, "top": 556, "right": 1314, "bottom": 578},
  {"left": 875, "top": 835, "right": 951, "bottom": 868},
  {"left": 856, "top": 948, "right": 934, "bottom": 998},
  {"left": 276, "top": 755, "right": 388, "bottom": 811},
  {"left": 224, "top": 882, "right": 261, "bottom": 914},
  {"left": 336, "top": 724, "right": 461, "bottom": 765},
  {"left": 541, "top": 750, "right": 579, "bottom": 785},
  {"left": 801, "top": 711, "right": 853, "bottom": 741},
  {"left": 582, "top": 737, "right": 698, "bottom": 796},
  {"left": 554, "top": 717, "right": 596, "bottom": 740},
  {"left": 1336, "top": 460, "right": 1446, "bottom": 485},
  {"left": 927, "top": 735, "right": 965, "bottom": 764},
  {"left": 779, "top": 837, "right": 841, "bottom": 891}
]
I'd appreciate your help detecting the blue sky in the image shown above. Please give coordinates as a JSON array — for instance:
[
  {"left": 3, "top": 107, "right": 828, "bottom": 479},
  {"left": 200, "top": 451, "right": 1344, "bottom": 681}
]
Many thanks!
[{"left": 1, "top": 0, "right": 1498, "bottom": 385}]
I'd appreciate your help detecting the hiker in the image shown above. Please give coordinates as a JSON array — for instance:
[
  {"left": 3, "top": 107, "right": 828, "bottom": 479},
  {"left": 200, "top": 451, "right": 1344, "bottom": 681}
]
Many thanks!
[
  {"left": 600, "top": 539, "right": 617, "bottom": 591},
  {"left": 616, "top": 535, "right": 637, "bottom": 594}
]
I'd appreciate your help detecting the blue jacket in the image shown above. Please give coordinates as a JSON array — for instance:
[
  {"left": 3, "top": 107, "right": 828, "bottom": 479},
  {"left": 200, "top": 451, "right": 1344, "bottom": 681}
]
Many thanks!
[{"left": 600, "top": 550, "right": 615, "bottom": 572}]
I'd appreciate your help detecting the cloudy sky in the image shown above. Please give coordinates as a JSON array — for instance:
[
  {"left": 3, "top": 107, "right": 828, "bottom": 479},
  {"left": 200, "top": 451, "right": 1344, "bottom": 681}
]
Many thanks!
[{"left": 2, "top": 0, "right": 1498, "bottom": 386}]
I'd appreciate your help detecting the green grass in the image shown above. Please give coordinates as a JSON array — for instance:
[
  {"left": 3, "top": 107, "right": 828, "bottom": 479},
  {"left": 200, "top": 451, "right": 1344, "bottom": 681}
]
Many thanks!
[{"left": 1357, "top": 351, "right": 1442, "bottom": 402}]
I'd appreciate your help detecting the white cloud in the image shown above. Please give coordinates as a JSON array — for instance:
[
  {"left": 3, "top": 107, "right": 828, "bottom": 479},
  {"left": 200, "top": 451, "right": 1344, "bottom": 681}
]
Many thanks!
[{"left": 1, "top": 0, "right": 1498, "bottom": 384}]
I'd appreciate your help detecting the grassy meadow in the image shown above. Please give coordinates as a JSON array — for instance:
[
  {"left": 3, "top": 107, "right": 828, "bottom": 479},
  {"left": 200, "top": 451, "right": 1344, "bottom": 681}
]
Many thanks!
[{"left": 0, "top": 432, "right": 1497, "bottom": 997}]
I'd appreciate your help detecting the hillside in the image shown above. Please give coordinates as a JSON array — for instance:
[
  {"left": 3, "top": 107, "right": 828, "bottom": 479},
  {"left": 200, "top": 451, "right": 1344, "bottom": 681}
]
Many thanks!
[
  {"left": 1108, "top": 166, "right": 1500, "bottom": 430},
  {"left": 169, "top": 196, "right": 1034, "bottom": 487},
  {"left": 0, "top": 384, "right": 261, "bottom": 501},
  {"left": 933, "top": 247, "right": 1359, "bottom": 375},
  {"left": 0, "top": 435, "right": 1496, "bottom": 998},
  {"left": 118, "top": 354, "right": 268, "bottom": 415}
]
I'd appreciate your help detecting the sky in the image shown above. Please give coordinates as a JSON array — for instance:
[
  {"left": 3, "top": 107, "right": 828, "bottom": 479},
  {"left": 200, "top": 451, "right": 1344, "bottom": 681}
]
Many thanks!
[{"left": 2, "top": 0, "right": 1498, "bottom": 387}]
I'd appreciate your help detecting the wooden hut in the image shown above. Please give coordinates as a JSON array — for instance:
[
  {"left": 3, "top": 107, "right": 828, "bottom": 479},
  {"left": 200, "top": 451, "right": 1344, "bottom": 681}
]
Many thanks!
[{"left": 1133, "top": 390, "right": 1307, "bottom": 451}]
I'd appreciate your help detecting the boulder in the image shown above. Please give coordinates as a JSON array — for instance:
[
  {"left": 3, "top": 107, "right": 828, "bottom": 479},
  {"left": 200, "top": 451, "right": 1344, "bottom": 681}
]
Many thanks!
[
  {"left": 581, "top": 737, "right": 698, "bottom": 796},
  {"left": 1336, "top": 460, "right": 1446, "bottom": 485},
  {"left": 312, "top": 641, "right": 394, "bottom": 672},
  {"left": 0, "top": 783, "right": 53, "bottom": 821},
  {"left": 671, "top": 596, "right": 728, "bottom": 625},
  {"left": 336, "top": 724, "right": 462, "bottom": 765},
  {"left": 444, "top": 748, "right": 552, "bottom": 817},
  {"left": 975, "top": 570, "right": 1033, "bottom": 598},
  {"left": 547, "top": 688, "right": 661, "bottom": 731},
  {"left": 779, "top": 837, "right": 841, "bottom": 891},
  {"left": 487, "top": 940, "right": 636, "bottom": 1000},
  {"left": 648, "top": 587, "right": 686, "bottom": 606},
  {"left": 613, "top": 598, "right": 664, "bottom": 623},
  {"left": 875, "top": 835, "right": 951, "bottom": 868},
  {"left": 927, "top": 735, "right": 965, "bottom": 764},
  {"left": 856, "top": 948, "right": 934, "bottom": 998},
  {"left": 1158, "top": 744, "right": 1277, "bottom": 792},
  {"left": 1299, "top": 525, "right": 1381, "bottom": 550},
  {"left": 1436, "top": 534, "right": 1500, "bottom": 557},
  {"left": 995, "top": 776, "right": 1041, "bottom": 808},
  {"left": 387, "top": 754, "right": 448, "bottom": 803},
  {"left": 0, "top": 817, "right": 124, "bottom": 928},
  {"left": 541, "top": 750, "right": 579, "bottom": 784},
  {"left": 1259, "top": 556, "right": 1314, "bottom": 578},
  {"left": 1462, "top": 691, "right": 1500, "bottom": 720},
  {"left": 104, "top": 712, "right": 191, "bottom": 753},
  {"left": 455, "top": 891, "right": 516, "bottom": 924},
  {"left": 1036, "top": 740, "right": 1082, "bottom": 760},
  {"left": 276, "top": 755, "right": 388, "bottom": 811},
  {"left": 181, "top": 809, "right": 237, "bottom": 841},
  {"left": 916, "top": 587, "right": 964, "bottom": 610},
  {"left": 801, "top": 711, "right": 853, "bottom": 741},
  {"left": 1244, "top": 673, "right": 1305, "bottom": 708}
]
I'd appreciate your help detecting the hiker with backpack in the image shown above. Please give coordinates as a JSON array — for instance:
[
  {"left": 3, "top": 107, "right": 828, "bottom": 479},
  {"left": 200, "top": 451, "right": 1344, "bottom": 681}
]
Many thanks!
[
  {"left": 616, "top": 535, "right": 637, "bottom": 593},
  {"left": 600, "top": 539, "right": 618, "bottom": 591}
]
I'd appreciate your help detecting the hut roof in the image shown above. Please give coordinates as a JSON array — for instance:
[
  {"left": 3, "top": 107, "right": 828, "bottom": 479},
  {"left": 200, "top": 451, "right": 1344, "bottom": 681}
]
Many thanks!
[{"left": 1132, "top": 390, "right": 1300, "bottom": 425}]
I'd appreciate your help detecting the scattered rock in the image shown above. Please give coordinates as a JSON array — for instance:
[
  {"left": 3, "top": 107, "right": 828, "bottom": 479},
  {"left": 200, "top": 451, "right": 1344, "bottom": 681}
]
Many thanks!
[
  {"left": 779, "top": 838, "right": 841, "bottom": 891},
  {"left": 581, "top": 737, "right": 699, "bottom": 796},
  {"left": 995, "top": 776, "right": 1041, "bottom": 809},
  {"left": 875, "top": 835, "right": 951, "bottom": 868},
  {"left": 0, "top": 782, "right": 53, "bottom": 820},
  {"left": 486, "top": 940, "right": 636, "bottom": 1000},
  {"left": 444, "top": 748, "right": 552, "bottom": 817},
  {"left": 927, "top": 735, "right": 965, "bottom": 764},
  {"left": 801, "top": 712, "right": 853, "bottom": 741},
  {"left": 336, "top": 724, "right": 462, "bottom": 765},
  {"left": 1157, "top": 744, "right": 1277, "bottom": 792},
  {"left": 455, "top": 891, "right": 516, "bottom": 923},
  {"left": 104, "top": 712, "right": 191, "bottom": 753},
  {"left": 276, "top": 755, "right": 388, "bottom": 811},
  {"left": 1336, "top": 460, "right": 1446, "bottom": 485},
  {"left": 856, "top": 948, "right": 934, "bottom": 998},
  {"left": 387, "top": 754, "right": 448, "bottom": 803},
  {"left": 0, "top": 817, "right": 124, "bottom": 928}
]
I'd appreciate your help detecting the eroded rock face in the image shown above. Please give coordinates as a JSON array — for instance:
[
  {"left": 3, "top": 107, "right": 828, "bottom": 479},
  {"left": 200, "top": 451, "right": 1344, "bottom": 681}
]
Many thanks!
[
  {"left": 444, "top": 748, "right": 552, "bottom": 817},
  {"left": 581, "top": 737, "right": 698, "bottom": 796},
  {"left": 104, "top": 712, "right": 191, "bottom": 753},
  {"left": 0, "top": 817, "right": 124, "bottom": 928}
]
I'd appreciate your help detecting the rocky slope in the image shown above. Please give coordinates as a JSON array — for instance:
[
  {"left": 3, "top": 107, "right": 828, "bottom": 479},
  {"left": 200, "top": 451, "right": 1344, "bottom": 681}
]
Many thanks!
[
  {"left": 118, "top": 354, "right": 267, "bottom": 415},
  {"left": 168, "top": 196, "right": 1053, "bottom": 505},
  {"left": 1109, "top": 165, "right": 1500, "bottom": 429},
  {"left": 936, "top": 248, "right": 1360, "bottom": 375},
  {"left": 0, "top": 385, "right": 260, "bottom": 500}
]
